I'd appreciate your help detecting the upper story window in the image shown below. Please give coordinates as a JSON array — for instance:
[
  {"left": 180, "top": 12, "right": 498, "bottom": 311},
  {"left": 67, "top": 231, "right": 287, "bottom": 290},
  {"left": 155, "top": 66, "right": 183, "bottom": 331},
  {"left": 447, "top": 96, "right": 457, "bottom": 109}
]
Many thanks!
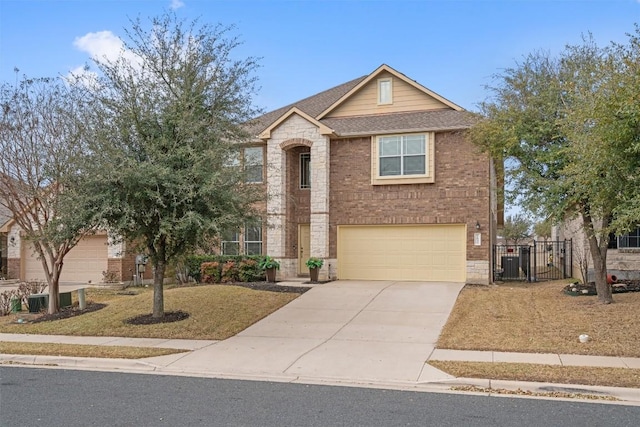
[
  {"left": 300, "top": 153, "right": 311, "bottom": 189},
  {"left": 244, "top": 147, "right": 263, "bottom": 183},
  {"left": 378, "top": 78, "right": 392, "bottom": 105},
  {"left": 379, "top": 135, "right": 425, "bottom": 176},
  {"left": 371, "top": 133, "right": 435, "bottom": 185}
]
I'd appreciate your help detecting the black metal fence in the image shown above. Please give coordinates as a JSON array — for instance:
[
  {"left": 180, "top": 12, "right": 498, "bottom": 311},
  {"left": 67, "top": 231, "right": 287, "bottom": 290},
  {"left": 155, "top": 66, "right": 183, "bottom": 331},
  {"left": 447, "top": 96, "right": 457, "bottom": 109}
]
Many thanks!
[{"left": 493, "top": 240, "right": 573, "bottom": 282}]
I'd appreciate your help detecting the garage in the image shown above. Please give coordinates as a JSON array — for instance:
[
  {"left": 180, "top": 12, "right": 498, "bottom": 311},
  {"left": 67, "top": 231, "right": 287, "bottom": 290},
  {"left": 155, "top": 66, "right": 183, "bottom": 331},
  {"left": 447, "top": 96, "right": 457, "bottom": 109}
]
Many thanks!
[
  {"left": 23, "top": 235, "right": 108, "bottom": 284},
  {"left": 337, "top": 224, "right": 466, "bottom": 282}
]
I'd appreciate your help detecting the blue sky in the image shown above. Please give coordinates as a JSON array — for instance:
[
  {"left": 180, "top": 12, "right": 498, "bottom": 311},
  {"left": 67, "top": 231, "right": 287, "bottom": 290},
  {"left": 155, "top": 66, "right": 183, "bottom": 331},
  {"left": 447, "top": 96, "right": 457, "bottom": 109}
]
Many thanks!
[{"left": 1, "top": 0, "right": 638, "bottom": 113}]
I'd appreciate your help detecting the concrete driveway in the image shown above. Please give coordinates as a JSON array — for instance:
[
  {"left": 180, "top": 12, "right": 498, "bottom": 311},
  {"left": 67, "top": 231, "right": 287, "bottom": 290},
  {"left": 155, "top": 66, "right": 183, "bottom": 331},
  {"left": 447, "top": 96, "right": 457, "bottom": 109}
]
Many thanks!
[{"left": 163, "top": 280, "right": 465, "bottom": 384}]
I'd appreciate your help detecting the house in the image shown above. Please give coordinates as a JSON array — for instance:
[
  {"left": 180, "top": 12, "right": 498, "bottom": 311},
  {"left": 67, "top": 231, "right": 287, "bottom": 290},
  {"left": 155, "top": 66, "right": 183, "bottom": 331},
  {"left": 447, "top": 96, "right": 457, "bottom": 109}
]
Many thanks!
[
  {"left": 0, "top": 217, "right": 149, "bottom": 284},
  {"left": 3, "top": 64, "right": 498, "bottom": 285},
  {"left": 227, "top": 64, "right": 499, "bottom": 284},
  {"left": 555, "top": 217, "right": 640, "bottom": 282}
]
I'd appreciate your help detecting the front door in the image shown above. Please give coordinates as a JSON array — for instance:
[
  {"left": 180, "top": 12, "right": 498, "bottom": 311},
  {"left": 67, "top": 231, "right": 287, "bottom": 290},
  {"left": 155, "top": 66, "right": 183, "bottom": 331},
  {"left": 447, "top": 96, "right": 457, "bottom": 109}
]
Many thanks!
[{"left": 298, "top": 224, "right": 311, "bottom": 275}]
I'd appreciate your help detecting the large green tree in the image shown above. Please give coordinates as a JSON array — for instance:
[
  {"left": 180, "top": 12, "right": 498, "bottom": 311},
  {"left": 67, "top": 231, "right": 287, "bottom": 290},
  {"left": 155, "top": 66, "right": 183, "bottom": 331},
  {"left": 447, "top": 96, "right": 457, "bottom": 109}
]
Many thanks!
[
  {"left": 0, "top": 76, "right": 95, "bottom": 313},
  {"left": 82, "top": 13, "right": 263, "bottom": 318},
  {"left": 470, "top": 29, "right": 640, "bottom": 303}
]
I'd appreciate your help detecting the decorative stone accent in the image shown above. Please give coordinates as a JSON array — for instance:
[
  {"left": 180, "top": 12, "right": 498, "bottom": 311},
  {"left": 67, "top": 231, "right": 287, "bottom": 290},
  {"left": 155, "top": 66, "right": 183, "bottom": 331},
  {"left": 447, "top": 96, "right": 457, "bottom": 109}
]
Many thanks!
[
  {"left": 267, "top": 113, "right": 330, "bottom": 266},
  {"left": 467, "top": 260, "right": 489, "bottom": 284}
]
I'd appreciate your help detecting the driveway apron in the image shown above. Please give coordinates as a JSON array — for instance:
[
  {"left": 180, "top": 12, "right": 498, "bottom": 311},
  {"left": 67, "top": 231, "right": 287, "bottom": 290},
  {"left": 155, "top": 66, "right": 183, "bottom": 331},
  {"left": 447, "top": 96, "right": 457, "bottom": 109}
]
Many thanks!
[{"left": 163, "top": 280, "right": 465, "bottom": 384}]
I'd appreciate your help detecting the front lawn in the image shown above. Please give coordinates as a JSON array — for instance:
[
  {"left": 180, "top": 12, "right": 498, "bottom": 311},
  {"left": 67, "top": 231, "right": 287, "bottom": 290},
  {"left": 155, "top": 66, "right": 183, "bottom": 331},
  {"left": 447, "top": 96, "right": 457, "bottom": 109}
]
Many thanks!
[
  {"left": 437, "top": 279, "right": 640, "bottom": 357},
  {"left": 0, "top": 284, "right": 301, "bottom": 340}
]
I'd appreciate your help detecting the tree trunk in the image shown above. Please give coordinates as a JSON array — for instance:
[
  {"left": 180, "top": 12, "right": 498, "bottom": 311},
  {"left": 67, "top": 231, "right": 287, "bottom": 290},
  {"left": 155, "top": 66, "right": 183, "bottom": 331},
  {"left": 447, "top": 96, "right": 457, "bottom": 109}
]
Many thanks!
[
  {"left": 47, "top": 262, "right": 62, "bottom": 314},
  {"left": 152, "top": 239, "right": 167, "bottom": 319},
  {"left": 582, "top": 211, "right": 613, "bottom": 304}
]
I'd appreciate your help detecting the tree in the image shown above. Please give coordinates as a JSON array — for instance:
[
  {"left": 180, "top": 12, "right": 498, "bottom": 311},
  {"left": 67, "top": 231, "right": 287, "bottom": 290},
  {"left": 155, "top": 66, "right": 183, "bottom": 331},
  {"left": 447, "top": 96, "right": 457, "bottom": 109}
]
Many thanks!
[
  {"left": 470, "top": 30, "right": 640, "bottom": 304},
  {"left": 0, "top": 75, "right": 94, "bottom": 313},
  {"left": 502, "top": 214, "right": 531, "bottom": 245},
  {"left": 533, "top": 218, "right": 552, "bottom": 242},
  {"left": 81, "top": 13, "right": 263, "bottom": 318}
]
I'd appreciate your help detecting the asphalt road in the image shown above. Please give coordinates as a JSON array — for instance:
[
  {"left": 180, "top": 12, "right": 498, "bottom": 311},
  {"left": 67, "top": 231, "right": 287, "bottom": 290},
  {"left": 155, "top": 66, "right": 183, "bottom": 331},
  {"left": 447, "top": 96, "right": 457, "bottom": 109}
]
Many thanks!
[{"left": 1, "top": 367, "right": 639, "bottom": 427}]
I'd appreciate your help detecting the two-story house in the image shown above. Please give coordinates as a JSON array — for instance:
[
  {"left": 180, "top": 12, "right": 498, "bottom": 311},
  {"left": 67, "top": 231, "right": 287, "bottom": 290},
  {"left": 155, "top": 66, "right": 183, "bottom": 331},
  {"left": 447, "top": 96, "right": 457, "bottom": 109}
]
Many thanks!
[{"left": 227, "top": 64, "right": 498, "bottom": 284}]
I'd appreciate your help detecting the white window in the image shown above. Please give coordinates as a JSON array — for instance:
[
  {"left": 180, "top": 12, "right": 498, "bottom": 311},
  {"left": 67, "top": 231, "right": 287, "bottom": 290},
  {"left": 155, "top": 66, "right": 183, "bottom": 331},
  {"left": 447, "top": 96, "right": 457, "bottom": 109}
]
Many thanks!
[
  {"left": 378, "top": 78, "right": 392, "bottom": 105},
  {"left": 244, "top": 147, "right": 263, "bottom": 183},
  {"left": 378, "top": 134, "right": 426, "bottom": 176},
  {"left": 300, "top": 153, "right": 311, "bottom": 189},
  {"left": 221, "top": 229, "right": 240, "bottom": 255},
  {"left": 372, "top": 133, "right": 434, "bottom": 185},
  {"left": 244, "top": 224, "right": 263, "bottom": 255},
  {"left": 610, "top": 228, "right": 640, "bottom": 249}
]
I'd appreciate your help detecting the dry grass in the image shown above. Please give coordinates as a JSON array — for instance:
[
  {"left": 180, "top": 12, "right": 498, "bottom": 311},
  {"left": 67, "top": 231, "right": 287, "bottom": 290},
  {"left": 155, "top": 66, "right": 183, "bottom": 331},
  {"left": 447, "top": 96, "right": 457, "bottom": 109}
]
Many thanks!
[
  {"left": 430, "top": 360, "right": 640, "bottom": 389},
  {"left": 0, "top": 341, "right": 186, "bottom": 359},
  {"left": 438, "top": 280, "right": 640, "bottom": 357},
  {"left": 0, "top": 285, "right": 300, "bottom": 340}
]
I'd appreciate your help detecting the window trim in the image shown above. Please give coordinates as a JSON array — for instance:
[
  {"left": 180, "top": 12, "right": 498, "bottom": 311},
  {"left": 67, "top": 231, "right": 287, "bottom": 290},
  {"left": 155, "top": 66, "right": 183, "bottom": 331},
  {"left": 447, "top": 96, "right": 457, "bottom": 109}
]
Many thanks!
[
  {"left": 377, "top": 77, "right": 393, "bottom": 105},
  {"left": 300, "top": 152, "right": 311, "bottom": 189},
  {"left": 371, "top": 133, "right": 435, "bottom": 185}
]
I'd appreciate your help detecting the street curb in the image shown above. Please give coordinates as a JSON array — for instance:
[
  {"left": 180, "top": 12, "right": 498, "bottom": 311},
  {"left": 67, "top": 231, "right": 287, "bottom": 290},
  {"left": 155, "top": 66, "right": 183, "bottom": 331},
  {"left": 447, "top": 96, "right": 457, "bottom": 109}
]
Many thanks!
[{"left": 3, "top": 354, "right": 640, "bottom": 405}]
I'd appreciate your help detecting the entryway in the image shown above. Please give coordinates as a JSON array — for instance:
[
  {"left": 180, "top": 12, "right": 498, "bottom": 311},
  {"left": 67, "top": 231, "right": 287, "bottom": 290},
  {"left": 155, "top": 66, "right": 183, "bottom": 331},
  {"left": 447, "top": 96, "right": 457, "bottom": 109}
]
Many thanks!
[{"left": 298, "top": 224, "right": 310, "bottom": 275}]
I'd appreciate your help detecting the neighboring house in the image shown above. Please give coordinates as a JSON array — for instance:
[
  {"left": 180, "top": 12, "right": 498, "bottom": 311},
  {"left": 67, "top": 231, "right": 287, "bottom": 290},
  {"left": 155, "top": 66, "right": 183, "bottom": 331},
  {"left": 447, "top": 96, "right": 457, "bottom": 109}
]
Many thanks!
[
  {"left": 555, "top": 217, "right": 640, "bottom": 281},
  {"left": 0, "top": 216, "right": 150, "bottom": 284},
  {"left": 226, "top": 64, "right": 499, "bottom": 284}
]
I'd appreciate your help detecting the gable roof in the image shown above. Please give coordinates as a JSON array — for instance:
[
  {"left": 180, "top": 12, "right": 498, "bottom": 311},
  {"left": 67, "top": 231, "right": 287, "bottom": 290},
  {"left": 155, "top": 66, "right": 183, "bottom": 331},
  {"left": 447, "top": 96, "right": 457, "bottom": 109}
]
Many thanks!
[
  {"left": 317, "top": 64, "right": 463, "bottom": 119},
  {"left": 251, "top": 64, "right": 472, "bottom": 139}
]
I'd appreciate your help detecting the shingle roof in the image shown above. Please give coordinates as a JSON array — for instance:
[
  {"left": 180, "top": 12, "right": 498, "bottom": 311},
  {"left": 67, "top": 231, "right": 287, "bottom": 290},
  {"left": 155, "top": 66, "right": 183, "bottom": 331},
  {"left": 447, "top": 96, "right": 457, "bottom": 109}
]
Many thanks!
[
  {"left": 250, "top": 66, "right": 473, "bottom": 138},
  {"left": 247, "top": 75, "right": 367, "bottom": 137},
  {"left": 321, "top": 110, "right": 476, "bottom": 136}
]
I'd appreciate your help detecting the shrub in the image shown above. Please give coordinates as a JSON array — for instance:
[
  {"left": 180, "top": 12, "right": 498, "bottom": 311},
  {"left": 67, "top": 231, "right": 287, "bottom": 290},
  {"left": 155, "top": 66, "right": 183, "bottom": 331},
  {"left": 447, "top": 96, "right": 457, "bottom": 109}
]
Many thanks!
[
  {"left": 221, "top": 260, "right": 240, "bottom": 283},
  {"left": 0, "top": 290, "right": 17, "bottom": 316},
  {"left": 190, "top": 254, "right": 267, "bottom": 282},
  {"left": 238, "top": 259, "right": 265, "bottom": 282},
  {"left": 200, "top": 261, "right": 222, "bottom": 284}
]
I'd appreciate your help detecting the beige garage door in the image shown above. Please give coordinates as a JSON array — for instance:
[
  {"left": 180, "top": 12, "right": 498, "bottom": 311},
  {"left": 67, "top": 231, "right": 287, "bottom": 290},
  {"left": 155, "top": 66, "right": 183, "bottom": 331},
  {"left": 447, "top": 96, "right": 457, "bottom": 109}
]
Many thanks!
[
  {"left": 337, "top": 225, "right": 466, "bottom": 282},
  {"left": 23, "top": 235, "right": 108, "bottom": 284}
]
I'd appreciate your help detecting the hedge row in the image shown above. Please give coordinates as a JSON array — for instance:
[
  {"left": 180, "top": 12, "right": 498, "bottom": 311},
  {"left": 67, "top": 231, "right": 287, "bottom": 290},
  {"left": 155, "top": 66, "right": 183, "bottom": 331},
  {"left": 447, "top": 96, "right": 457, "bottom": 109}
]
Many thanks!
[{"left": 185, "top": 255, "right": 267, "bottom": 283}]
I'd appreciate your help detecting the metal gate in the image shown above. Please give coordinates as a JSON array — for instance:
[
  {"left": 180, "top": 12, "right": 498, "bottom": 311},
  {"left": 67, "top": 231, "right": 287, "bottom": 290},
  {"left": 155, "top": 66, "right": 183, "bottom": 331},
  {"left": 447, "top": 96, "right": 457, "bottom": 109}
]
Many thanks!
[{"left": 493, "top": 240, "right": 572, "bottom": 282}]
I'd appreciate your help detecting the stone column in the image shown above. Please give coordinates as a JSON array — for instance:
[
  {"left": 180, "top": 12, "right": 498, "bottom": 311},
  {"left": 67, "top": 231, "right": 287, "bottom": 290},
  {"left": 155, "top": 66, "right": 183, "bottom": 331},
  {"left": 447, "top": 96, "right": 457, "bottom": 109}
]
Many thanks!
[
  {"left": 266, "top": 140, "right": 287, "bottom": 260},
  {"left": 310, "top": 135, "right": 330, "bottom": 280}
]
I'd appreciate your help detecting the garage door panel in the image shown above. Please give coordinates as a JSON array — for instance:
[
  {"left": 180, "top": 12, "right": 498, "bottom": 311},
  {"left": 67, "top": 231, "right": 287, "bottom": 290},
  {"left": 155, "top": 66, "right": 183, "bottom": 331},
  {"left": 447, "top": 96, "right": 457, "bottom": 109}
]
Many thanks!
[
  {"left": 338, "top": 225, "right": 466, "bottom": 282},
  {"left": 24, "top": 236, "right": 108, "bottom": 283}
]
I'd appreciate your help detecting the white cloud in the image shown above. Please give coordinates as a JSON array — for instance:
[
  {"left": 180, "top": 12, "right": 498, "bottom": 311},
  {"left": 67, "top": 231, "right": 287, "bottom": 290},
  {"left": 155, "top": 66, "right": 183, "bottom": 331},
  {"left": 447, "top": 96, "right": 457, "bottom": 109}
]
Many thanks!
[
  {"left": 73, "top": 31, "right": 125, "bottom": 63},
  {"left": 170, "top": 0, "right": 185, "bottom": 10},
  {"left": 69, "top": 30, "right": 143, "bottom": 84}
]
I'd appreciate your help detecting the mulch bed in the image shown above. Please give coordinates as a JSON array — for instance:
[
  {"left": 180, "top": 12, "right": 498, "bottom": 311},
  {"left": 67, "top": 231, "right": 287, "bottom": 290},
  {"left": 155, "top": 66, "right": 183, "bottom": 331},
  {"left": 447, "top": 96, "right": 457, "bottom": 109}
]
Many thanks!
[
  {"left": 27, "top": 303, "right": 107, "bottom": 323},
  {"left": 215, "top": 281, "right": 312, "bottom": 293},
  {"left": 563, "top": 280, "right": 640, "bottom": 296},
  {"left": 125, "top": 311, "right": 190, "bottom": 325}
]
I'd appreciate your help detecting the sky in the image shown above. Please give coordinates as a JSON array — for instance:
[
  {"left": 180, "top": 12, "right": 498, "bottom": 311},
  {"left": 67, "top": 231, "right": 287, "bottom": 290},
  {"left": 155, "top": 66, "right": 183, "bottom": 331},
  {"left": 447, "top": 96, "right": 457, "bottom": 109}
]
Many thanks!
[{"left": 1, "top": 0, "right": 639, "bottom": 114}]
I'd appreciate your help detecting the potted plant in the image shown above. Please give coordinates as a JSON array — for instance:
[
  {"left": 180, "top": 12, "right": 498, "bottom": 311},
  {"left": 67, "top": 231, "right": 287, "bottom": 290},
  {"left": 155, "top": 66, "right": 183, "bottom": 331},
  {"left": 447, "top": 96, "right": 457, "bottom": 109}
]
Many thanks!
[
  {"left": 305, "top": 257, "right": 324, "bottom": 282},
  {"left": 259, "top": 256, "right": 280, "bottom": 283}
]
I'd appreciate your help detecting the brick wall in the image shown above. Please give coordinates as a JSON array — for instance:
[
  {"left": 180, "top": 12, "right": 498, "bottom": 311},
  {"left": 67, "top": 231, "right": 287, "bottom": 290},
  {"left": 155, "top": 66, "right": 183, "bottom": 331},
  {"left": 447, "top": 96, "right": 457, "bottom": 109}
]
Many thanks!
[
  {"left": 285, "top": 146, "right": 310, "bottom": 258},
  {"left": 328, "top": 131, "right": 491, "bottom": 261}
]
